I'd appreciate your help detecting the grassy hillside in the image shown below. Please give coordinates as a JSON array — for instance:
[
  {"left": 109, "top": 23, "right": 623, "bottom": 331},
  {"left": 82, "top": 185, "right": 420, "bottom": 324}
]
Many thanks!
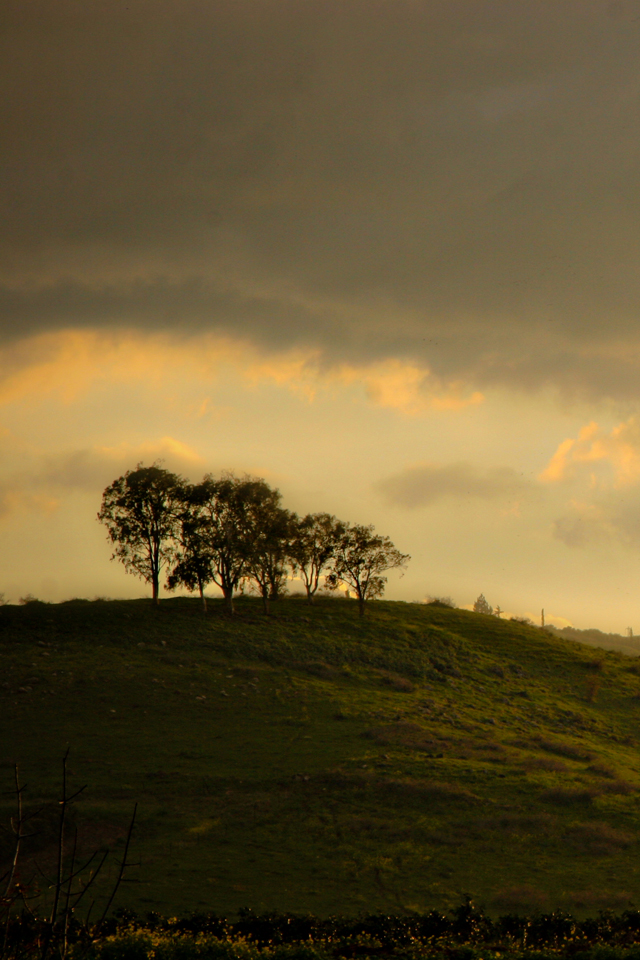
[{"left": 2, "top": 597, "right": 640, "bottom": 919}]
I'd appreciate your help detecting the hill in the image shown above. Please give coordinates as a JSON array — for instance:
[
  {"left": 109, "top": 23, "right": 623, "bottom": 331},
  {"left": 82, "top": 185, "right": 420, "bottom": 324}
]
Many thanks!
[
  {"left": 546, "top": 623, "right": 640, "bottom": 659},
  {"left": 2, "top": 597, "right": 640, "bottom": 919}
]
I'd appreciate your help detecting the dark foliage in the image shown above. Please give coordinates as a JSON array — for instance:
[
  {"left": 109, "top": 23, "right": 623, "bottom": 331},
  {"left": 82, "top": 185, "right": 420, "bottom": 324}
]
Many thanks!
[{"left": 6, "top": 901, "right": 640, "bottom": 957}]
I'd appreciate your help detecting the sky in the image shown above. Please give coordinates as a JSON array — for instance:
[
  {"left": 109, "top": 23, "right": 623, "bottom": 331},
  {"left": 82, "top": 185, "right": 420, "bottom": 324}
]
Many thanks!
[{"left": 3, "top": 0, "right": 640, "bottom": 630}]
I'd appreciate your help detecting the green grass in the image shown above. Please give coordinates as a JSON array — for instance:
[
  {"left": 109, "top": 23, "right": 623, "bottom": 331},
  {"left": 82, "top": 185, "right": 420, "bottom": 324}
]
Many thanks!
[{"left": 2, "top": 596, "right": 640, "bottom": 918}]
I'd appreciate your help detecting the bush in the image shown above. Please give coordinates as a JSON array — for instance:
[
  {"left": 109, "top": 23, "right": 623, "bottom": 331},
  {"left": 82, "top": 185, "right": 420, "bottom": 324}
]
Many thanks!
[{"left": 426, "top": 596, "right": 456, "bottom": 608}]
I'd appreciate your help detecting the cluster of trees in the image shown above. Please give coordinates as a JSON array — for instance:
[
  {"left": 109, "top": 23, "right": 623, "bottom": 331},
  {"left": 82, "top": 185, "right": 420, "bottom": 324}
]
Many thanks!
[{"left": 97, "top": 464, "right": 410, "bottom": 616}]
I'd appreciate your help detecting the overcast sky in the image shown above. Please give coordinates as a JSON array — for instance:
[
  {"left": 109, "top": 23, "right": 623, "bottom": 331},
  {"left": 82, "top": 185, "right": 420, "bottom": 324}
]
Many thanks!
[{"left": 4, "top": 0, "right": 640, "bottom": 630}]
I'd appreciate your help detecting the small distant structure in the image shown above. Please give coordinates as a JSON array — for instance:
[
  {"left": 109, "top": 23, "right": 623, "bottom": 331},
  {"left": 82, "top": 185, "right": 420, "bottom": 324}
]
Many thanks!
[
  {"left": 541, "top": 608, "right": 545, "bottom": 628},
  {"left": 627, "top": 627, "right": 634, "bottom": 638}
]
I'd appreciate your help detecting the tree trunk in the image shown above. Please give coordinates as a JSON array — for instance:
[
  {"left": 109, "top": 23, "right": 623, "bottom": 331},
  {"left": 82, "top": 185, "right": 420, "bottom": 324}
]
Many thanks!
[
  {"left": 305, "top": 586, "right": 314, "bottom": 604},
  {"left": 222, "top": 585, "right": 235, "bottom": 616},
  {"left": 152, "top": 574, "right": 160, "bottom": 606},
  {"left": 198, "top": 581, "right": 207, "bottom": 613},
  {"left": 357, "top": 594, "right": 365, "bottom": 617}
]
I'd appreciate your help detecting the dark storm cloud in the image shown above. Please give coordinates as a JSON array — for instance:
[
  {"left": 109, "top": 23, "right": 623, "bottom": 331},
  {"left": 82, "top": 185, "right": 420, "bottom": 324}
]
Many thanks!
[
  {"left": 376, "top": 462, "right": 530, "bottom": 508},
  {"left": 3, "top": 0, "right": 640, "bottom": 397}
]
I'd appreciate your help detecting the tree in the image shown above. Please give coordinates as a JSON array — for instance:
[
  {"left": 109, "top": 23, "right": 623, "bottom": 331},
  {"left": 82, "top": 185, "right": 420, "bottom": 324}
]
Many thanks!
[
  {"left": 166, "top": 482, "right": 214, "bottom": 612},
  {"left": 97, "top": 464, "right": 184, "bottom": 604},
  {"left": 241, "top": 480, "right": 294, "bottom": 613},
  {"left": 325, "top": 523, "right": 410, "bottom": 617},
  {"left": 473, "top": 593, "right": 493, "bottom": 615},
  {"left": 288, "top": 513, "right": 344, "bottom": 604},
  {"left": 168, "top": 474, "right": 258, "bottom": 616}
]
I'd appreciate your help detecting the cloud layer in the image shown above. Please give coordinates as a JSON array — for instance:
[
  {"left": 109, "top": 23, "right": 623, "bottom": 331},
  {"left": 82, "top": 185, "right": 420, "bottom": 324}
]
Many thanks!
[
  {"left": 377, "top": 461, "right": 530, "bottom": 508},
  {"left": 4, "top": 1, "right": 640, "bottom": 399}
]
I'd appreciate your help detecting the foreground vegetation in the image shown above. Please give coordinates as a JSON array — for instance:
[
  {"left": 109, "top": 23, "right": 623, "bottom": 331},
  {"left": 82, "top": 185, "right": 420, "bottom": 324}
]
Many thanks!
[
  {"left": 10, "top": 902, "right": 640, "bottom": 960},
  {"left": 2, "top": 597, "right": 640, "bottom": 921}
]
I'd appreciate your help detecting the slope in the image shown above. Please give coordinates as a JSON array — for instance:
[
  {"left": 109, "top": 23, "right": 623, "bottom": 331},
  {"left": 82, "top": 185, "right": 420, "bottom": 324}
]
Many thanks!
[{"left": 1, "top": 597, "right": 640, "bottom": 918}]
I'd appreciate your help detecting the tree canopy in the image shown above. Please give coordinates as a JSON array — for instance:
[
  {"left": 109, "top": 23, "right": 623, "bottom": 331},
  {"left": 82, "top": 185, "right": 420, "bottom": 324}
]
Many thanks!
[
  {"left": 288, "top": 513, "right": 344, "bottom": 604},
  {"left": 326, "top": 523, "right": 410, "bottom": 616},
  {"left": 98, "top": 465, "right": 410, "bottom": 613},
  {"left": 97, "top": 464, "right": 184, "bottom": 605}
]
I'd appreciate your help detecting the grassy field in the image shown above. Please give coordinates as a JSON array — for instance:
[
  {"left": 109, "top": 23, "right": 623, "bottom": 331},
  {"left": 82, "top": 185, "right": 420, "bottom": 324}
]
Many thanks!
[{"left": 2, "top": 596, "right": 640, "bottom": 919}]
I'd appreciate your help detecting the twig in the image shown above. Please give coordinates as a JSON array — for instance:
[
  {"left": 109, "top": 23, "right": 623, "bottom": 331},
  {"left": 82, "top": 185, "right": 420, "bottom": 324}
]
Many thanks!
[{"left": 94, "top": 804, "right": 137, "bottom": 934}]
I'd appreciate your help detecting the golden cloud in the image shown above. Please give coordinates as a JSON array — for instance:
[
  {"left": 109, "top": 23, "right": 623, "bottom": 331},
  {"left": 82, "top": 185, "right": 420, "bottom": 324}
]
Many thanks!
[
  {"left": 0, "top": 329, "right": 484, "bottom": 417},
  {"left": 540, "top": 418, "right": 640, "bottom": 487}
]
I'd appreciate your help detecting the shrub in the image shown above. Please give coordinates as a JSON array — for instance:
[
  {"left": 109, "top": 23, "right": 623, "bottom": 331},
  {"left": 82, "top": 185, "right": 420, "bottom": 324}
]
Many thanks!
[
  {"left": 18, "top": 593, "right": 42, "bottom": 605},
  {"left": 541, "top": 786, "right": 597, "bottom": 805},
  {"left": 377, "top": 670, "right": 415, "bottom": 692},
  {"left": 425, "top": 596, "right": 456, "bottom": 608}
]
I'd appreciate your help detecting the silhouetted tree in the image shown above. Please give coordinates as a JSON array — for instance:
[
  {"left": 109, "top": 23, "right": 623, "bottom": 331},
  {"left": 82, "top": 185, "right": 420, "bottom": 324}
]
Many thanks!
[
  {"left": 326, "top": 523, "right": 410, "bottom": 616},
  {"left": 168, "top": 474, "right": 259, "bottom": 615},
  {"left": 241, "top": 481, "right": 294, "bottom": 613},
  {"left": 473, "top": 593, "right": 493, "bottom": 615},
  {"left": 166, "top": 482, "right": 213, "bottom": 611},
  {"left": 97, "top": 463, "right": 184, "bottom": 604},
  {"left": 288, "top": 513, "right": 344, "bottom": 604}
]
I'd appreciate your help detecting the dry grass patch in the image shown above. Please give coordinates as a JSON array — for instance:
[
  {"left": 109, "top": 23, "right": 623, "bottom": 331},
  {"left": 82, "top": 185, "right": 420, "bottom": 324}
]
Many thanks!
[
  {"left": 294, "top": 660, "right": 343, "bottom": 681},
  {"left": 596, "top": 778, "right": 635, "bottom": 795},
  {"left": 491, "top": 884, "right": 549, "bottom": 911},
  {"left": 381, "top": 777, "right": 479, "bottom": 804},
  {"left": 482, "top": 812, "right": 558, "bottom": 835},
  {"left": 454, "top": 738, "right": 508, "bottom": 763},
  {"left": 363, "top": 722, "right": 444, "bottom": 753},
  {"left": 522, "top": 757, "right": 568, "bottom": 773},
  {"left": 587, "top": 761, "right": 618, "bottom": 778},
  {"left": 376, "top": 670, "right": 416, "bottom": 693},
  {"left": 565, "top": 820, "right": 635, "bottom": 855},
  {"left": 541, "top": 786, "right": 597, "bottom": 805},
  {"left": 568, "top": 888, "right": 633, "bottom": 910},
  {"left": 534, "top": 737, "right": 594, "bottom": 761},
  {"left": 343, "top": 816, "right": 409, "bottom": 838}
]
